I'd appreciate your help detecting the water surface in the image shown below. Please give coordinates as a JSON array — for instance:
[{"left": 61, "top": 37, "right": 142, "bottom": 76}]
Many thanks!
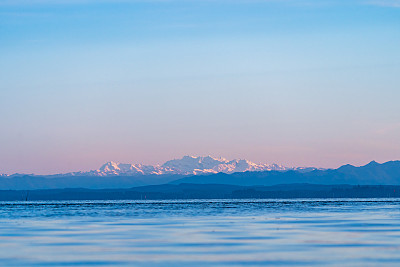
[{"left": 1, "top": 199, "right": 400, "bottom": 266}]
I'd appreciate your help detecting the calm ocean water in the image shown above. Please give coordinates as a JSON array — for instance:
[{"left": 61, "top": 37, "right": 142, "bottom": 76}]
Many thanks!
[{"left": 0, "top": 199, "right": 400, "bottom": 266}]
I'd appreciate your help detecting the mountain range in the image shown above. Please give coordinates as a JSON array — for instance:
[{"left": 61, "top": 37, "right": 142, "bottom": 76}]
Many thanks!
[
  {"left": 0, "top": 157, "right": 399, "bottom": 191},
  {"left": 1, "top": 156, "right": 304, "bottom": 177},
  {"left": 70, "top": 156, "right": 298, "bottom": 176},
  {"left": 172, "top": 160, "right": 400, "bottom": 186}
]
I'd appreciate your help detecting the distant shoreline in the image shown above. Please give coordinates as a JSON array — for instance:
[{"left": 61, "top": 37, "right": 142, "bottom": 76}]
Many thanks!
[{"left": 1, "top": 183, "right": 400, "bottom": 201}]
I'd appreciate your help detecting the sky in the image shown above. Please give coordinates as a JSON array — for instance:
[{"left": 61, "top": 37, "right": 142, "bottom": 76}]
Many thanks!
[{"left": 0, "top": 0, "right": 400, "bottom": 174}]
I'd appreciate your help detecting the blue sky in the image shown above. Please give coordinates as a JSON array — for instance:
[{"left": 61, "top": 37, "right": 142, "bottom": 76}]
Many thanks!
[{"left": 1, "top": 0, "right": 399, "bottom": 174}]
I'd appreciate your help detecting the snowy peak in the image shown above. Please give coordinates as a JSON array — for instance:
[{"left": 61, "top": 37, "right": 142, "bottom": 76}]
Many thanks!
[
  {"left": 99, "top": 161, "right": 121, "bottom": 173},
  {"left": 84, "top": 161, "right": 176, "bottom": 176},
  {"left": 162, "top": 155, "right": 230, "bottom": 173},
  {"left": 77, "top": 156, "right": 296, "bottom": 176}
]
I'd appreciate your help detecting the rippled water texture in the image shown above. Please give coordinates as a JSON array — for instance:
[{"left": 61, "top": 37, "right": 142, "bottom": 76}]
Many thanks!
[{"left": 1, "top": 199, "right": 400, "bottom": 266}]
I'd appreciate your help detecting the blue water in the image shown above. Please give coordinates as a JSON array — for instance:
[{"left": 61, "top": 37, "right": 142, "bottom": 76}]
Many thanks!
[{"left": 1, "top": 199, "right": 400, "bottom": 266}]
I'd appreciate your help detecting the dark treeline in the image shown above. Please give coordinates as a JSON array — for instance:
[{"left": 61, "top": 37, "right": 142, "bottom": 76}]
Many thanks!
[{"left": 1, "top": 184, "right": 400, "bottom": 201}]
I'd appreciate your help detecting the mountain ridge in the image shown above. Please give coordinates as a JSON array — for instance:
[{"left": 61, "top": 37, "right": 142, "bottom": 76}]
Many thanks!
[
  {"left": 0, "top": 160, "right": 399, "bottom": 190},
  {"left": 5, "top": 155, "right": 308, "bottom": 177},
  {"left": 172, "top": 160, "right": 400, "bottom": 186}
]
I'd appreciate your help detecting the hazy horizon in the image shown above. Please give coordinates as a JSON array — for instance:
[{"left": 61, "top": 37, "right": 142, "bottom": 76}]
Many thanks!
[{"left": 1, "top": 0, "right": 399, "bottom": 174}]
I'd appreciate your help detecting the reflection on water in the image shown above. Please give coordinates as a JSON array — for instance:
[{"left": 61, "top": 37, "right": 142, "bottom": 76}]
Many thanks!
[{"left": 0, "top": 199, "right": 400, "bottom": 266}]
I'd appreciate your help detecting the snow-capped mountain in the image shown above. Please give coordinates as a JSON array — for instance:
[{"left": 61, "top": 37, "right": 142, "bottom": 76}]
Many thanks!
[
  {"left": 162, "top": 156, "right": 288, "bottom": 175},
  {"left": 69, "top": 156, "right": 300, "bottom": 176},
  {"left": 83, "top": 161, "right": 177, "bottom": 176}
]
